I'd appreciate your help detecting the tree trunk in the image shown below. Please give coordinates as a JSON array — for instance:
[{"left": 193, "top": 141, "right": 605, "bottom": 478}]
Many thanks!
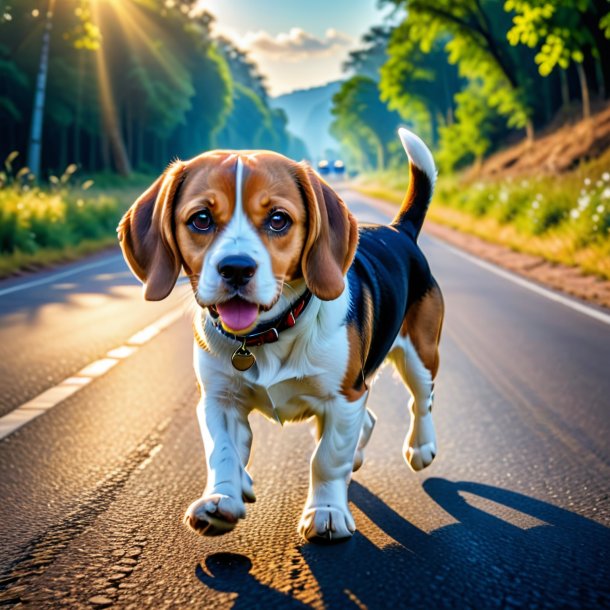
[
  {"left": 369, "top": 133, "right": 384, "bottom": 171},
  {"left": 73, "top": 53, "right": 84, "bottom": 166},
  {"left": 525, "top": 119, "right": 534, "bottom": 143},
  {"left": 576, "top": 62, "right": 591, "bottom": 120},
  {"left": 26, "top": 0, "right": 56, "bottom": 179},
  {"left": 101, "top": 129, "right": 110, "bottom": 171},
  {"left": 126, "top": 98, "right": 133, "bottom": 166},
  {"left": 102, "top": 107, "right": 130, "bottom": 175},
  {"left": 595, "top": 59, "right": 605, "bottom": 100},
  {"left": 59, "top": 127, "right": 67, "bottom": 171},
  {"left": 136, "top": 121, "right": 144, "bottom": 170},
  {"left": 559, "top": 69, "right": 570, "bottom": 109},
  {"left": 583, "top": 1, "right": 610, "bottom": 99},
  {"left": 89, "top": 133, "right": 97, "bottom": 171}
]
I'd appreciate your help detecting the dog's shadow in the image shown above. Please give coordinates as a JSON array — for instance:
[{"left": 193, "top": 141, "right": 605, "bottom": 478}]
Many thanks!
[
  {"left": 195, "top": 552, "right": 310, "bottom": 609},
  {"left": 196, "top": 479, "right": 610, "bottom": 608}
]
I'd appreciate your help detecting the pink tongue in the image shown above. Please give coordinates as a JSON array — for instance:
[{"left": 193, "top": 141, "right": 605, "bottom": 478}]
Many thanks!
[{"left": 216, "top": 297, "right": 259, "bottom": 332}]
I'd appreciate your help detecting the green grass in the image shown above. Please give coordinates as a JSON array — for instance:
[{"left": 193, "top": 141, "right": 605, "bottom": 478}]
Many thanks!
[
  {"left": 0, "top": 157, "right": 152, "bottom": 278},
  {"left": 355, "top": 151, "right": 610, "bottom": 281}
]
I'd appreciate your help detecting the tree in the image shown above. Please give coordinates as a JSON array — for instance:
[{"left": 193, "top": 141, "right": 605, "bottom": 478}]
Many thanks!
[
  {"left": 436, "top": 81, "right": 500, "bottom": 171},
  {"left": 380, "top": 22, "right": 462, "bottom": 146},
  {"left": 331, "top": 76, "right": 402, "bottom": 171},
  {"left": 381, "top": 0, "right": 537, "bottom": 140},
  {"left": 505, "top": 0, "right": 607, "bottom": 119},
  {"left": 26, "top": 0, "right": 55, "bottom": 178}
]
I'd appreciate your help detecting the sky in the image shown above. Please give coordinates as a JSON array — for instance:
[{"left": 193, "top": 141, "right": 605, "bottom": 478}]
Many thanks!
[{"left": 195, "top": 0, "right": 396, "bottom": 96}]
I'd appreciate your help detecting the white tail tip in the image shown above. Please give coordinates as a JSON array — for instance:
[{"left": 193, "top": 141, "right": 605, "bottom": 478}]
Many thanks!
[{"left": 398, "top": 128, "right": 437, "bottom": 185}]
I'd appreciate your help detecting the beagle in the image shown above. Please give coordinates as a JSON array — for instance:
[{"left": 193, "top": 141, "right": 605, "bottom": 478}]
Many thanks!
[{"left": 118, "top": 128, "right": 443, "bottom": 543}]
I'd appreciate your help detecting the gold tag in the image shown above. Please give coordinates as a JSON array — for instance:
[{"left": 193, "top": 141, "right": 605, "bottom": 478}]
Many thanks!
[{"left": 231, "top": 342, "right": 256, "bottom": 371}]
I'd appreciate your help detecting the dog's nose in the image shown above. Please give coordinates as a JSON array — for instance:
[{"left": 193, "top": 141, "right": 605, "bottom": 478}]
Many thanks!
[{"left": 217, "top": 255, "right": 258, "bottom": 287}]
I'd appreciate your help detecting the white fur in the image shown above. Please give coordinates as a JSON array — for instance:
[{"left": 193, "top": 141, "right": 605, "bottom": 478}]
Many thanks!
[
  {"left": 185, "top": 281, "right": 367, "bottom": 540},
  {"left": 398, "top": 127, "right": 437, "bottom": 186},
  {"left": 197, "top": 156, "right": 278, "bottom": 307},
  {"left": 389, "top": 334, "right": 437, "bottom": 471}
]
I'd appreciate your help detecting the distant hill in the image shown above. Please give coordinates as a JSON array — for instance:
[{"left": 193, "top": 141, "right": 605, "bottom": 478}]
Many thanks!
[{"left": 270, "top": 81, "right": 343, "bottom": 162}]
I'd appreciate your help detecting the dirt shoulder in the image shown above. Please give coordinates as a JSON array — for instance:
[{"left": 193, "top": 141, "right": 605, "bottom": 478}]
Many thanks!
[{"left": 424, "top": 220, "right": 610, "bottom": 311}]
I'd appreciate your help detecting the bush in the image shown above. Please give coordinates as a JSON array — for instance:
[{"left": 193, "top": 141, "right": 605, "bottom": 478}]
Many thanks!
[{"left": 0, "top": 153, "right": 124, "bottom": 257}]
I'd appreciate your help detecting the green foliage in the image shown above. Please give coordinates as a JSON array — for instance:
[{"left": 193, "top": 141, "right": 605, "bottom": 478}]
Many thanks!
[
  {"left": 436, "top": 82, "right": 497, "bottom": 172},
  {"left": 601, "top": 12, "right": 610, "bottom": 38},
  {"left": 357, "top": 150, "right": 610, "bottom": 278},
  {"left": 331, "top": 76, "right": 402, "bottom": 172},
  {"left": 380, "top": 22, "right": 462, "bottom": 145},
  {"left": 505, "top": 0, "right": 593, "bottom": 76},
  {"left": 216, "top": 83, "right": 275, "bottom": 150},
  {"left": 383, "top": 0, "right": 534, "bottom": 131},
  {"left": 0, "top": 0, "right": 296, "bottom": 179},
  {"left": 0, "top": 153, "right": 124, "bottom": 256},
  {"left": 436, "top": 169, "right": 610, "bottom": 242}
]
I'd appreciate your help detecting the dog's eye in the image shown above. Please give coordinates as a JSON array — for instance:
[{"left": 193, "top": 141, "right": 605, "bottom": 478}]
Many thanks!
[
  {"left": 189, "top": 210, "right": 213, "bottom": 233},
  {"left": 268, "top": 210, "right": 291, "bottom": 233}
]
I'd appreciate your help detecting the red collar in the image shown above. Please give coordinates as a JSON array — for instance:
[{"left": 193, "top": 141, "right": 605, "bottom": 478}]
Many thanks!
[{"left": 208, "top": 289, "right": 312, "bottom": 347}]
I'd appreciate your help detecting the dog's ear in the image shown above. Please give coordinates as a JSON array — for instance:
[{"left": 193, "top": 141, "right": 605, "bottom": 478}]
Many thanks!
[
  {"left": 117, "top": 161, "right": 186, "bottom": 301},
  {"left": 295, "top": 163, "right": 359, "bottom": 300}
]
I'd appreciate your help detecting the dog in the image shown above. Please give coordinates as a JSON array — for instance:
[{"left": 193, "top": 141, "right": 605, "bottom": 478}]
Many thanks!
[{"left": 117, "top": 128, "right": 443, "bottom": 543}]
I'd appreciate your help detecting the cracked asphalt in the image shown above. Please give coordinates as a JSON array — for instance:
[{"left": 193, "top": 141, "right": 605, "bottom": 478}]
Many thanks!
[{"left": 1, "top": 188, "right": 609, "bottom": 609}]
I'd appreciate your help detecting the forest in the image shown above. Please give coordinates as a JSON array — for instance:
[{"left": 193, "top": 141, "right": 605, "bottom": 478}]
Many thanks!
[
  {"left": 0, "top": 0, "right": 308, "bottom": 179},
  {"left": 331, "top": 0, "right": 610, "bottom": 173},
  {"left": 1, "top": 0, "right": 609, "bottom": 279}
]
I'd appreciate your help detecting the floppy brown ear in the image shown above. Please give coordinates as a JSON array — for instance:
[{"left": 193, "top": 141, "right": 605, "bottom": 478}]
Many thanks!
[
  {"left": 296, "top": 163, "right": 359, "bottom": 300},
  {"left": 117, "top": 161, "right": 186, "bottom": 301}
]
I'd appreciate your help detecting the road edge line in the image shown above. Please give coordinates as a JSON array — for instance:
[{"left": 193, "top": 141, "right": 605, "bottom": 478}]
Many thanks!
[
  {"left": 0, "top": 308, "right": 185, "bottom": 441},
  {"left": 429, "top": 236, "right": 610, "bottom": 326}
]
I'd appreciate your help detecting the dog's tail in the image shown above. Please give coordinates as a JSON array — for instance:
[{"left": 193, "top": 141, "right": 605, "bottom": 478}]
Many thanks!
[{"left": 392, "top": 128, "right": 437, "bottom": 240}]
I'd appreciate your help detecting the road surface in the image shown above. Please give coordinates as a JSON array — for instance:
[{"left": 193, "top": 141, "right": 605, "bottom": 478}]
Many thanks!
[{"left": 1, "top": 188, "right": 609, "bottom": 609}]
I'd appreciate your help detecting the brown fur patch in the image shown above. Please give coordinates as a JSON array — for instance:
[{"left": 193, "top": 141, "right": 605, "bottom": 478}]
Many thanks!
[
  {"left": 340, "top": 323, "right": 368, "bottom": 402},
  {"left": 401, "top": 283, "right": 444, "bottom": 377},
  {"left": 241, "top": 154, "right": 307, "bottom": 284}
]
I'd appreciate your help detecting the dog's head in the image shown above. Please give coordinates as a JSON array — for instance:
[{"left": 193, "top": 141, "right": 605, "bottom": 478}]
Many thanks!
[{"left": 118, "top": 151, "right": 358, "bottom": 333}]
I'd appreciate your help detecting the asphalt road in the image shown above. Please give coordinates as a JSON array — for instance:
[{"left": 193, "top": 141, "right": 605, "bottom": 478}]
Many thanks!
[{"left": 1, "top": 188, "right": 609, "bottom": 609}]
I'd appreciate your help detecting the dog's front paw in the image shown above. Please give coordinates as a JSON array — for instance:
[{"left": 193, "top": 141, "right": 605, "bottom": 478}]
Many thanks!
[
  {"left": 298, "top": 505, "right": 355, "bottom": 543},
  {"left": 183, "top": 494, "right": 245, "bottom": 536}
]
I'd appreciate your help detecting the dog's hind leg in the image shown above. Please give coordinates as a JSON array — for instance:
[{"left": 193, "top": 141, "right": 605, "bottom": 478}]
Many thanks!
[
  {"left": 389, "top": 282, "right": 443, "bottom": 471},
  {"left": 352, "top": 408, "right": 376, "bottom": 472}
]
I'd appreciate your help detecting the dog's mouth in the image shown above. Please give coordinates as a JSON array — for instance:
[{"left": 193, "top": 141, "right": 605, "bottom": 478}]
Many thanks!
[{"left": 210, "top": 296, "right": 260, "bottom": 334}]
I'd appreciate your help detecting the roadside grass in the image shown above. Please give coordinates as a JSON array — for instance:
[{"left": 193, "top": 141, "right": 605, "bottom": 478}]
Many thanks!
[
  {"left": 0, "top": 154, "right": 152, "bottom": 278},
  {"left": 355, "top": 150, "right": 610, "bottom": 281}
]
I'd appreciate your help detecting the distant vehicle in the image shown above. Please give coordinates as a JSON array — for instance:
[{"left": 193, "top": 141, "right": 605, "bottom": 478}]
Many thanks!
[
  {"left": 317, "top": 160, "right": 331, "bottom": 175},
  {"left": 317, "top": 159, "right": 346, "bottom": 177},
  {"left": 333, "top": 160, "right": 345, "bottom": 175}
]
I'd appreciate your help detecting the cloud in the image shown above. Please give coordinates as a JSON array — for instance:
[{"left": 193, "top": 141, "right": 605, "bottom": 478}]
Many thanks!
[{"left": 228, "top": 27, "right": 354, "bottom": 61}]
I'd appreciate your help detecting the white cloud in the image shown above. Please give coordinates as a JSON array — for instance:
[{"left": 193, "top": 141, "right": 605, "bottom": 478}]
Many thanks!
[
  {"left": 216, "top": 26, "right": 354, "bottom": 61},
  {"left": 242, "top": 28, "right": 353, "bottom": 60},
  {"left": 211, "top": 24, "right": 355, "bottom": 95}
]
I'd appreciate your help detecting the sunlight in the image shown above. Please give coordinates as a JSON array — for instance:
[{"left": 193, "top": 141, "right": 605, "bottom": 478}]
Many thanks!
[{"left": 100, "top": 0, "right": 190, "bottom": 88}]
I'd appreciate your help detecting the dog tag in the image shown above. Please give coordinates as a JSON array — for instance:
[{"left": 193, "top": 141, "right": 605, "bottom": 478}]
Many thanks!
[{"left": 231, "top": 341, "right": 256, "bottom": 371}]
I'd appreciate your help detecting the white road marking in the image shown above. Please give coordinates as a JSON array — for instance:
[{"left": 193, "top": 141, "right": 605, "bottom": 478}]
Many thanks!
[
  {"left": 0, "top": 306, "right": 185, "bottom": 441},
  {"left": 429, "top": 237, "right": 610, "bottom": 326},
  {"left": 0, "top": 255, "right": 124, "bottom": 297}
]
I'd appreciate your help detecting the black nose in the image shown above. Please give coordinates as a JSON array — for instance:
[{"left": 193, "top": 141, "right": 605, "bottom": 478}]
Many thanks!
[{"left": 217, "top": 255, "right": 258, "bottom": 287}]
